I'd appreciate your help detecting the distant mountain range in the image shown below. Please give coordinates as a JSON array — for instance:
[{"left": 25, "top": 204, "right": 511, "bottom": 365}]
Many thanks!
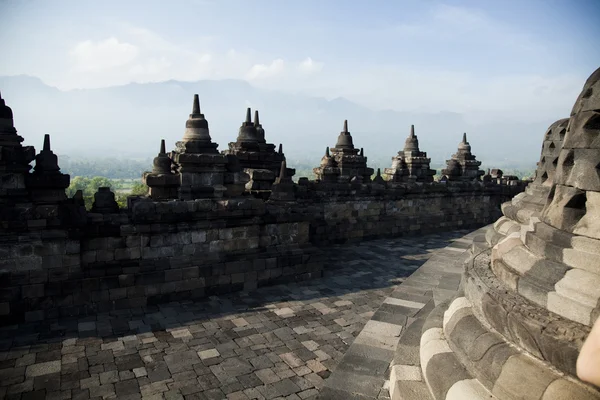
[{"left": 0, "top": 75, "right": 555, "bottom": 170}]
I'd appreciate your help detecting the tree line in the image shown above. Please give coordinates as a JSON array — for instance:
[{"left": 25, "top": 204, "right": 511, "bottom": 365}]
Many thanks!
[{"left": 66, "top": 176, "right": 147, "bottom": 209}]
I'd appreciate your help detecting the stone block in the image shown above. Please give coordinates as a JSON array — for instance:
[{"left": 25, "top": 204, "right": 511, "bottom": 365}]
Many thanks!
[
  {"left": 22, "top": 283, "right": 45, "bottom": 298},
  {"left": 118, "top": 274, "right": 134, "bottom": 287},
  {"left": 26, "top": 361, "right": 61, "bottom": 377},
  {"left": 165, "top": 269, "right": 183, "bottom": 282},
  {"left": 181, "top": 266, "right": 199, "bottom": 280},
  {"left": 96, "top": 250, "right": 115, "bottom": 262},
  {"left": 81, "top": 251, "right": 96, "bottom": 264},
  {"left": 65, "top": 241, "right": 80, "bottom": 255}
]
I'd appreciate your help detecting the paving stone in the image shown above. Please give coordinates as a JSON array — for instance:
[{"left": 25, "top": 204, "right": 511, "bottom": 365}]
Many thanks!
[
  {"left": 301, "top": 341, "right": 319, "bottom": 352},
  {"left": 99, "top": 370, "right": 119, "bottom": 384},
  {"left": 146, "top": 363, "right": 171, "bottom": 382},
  {"left": 7, "top": 379, "right": 34, "bottom": 395},
  {"left": 279, "top": 353, "right": 304, "bottom": 368},
  {"left": 272, "top": 378, "right": 301, "bottom": 396},
  {"left": 33, "top": 373, "right": 60, "bottom": 392},
  {"left": 256, "top": 368, "right": 282, "bottom": 384},
  {"left": 0, "top": 233, "right": 466, "bottom": 399},
  {"left": 15, "top": 353, "right": 36, "bottom": 367},
  {"left": 250, "top": 355, "right": 274, "bottom": 369},
  {"left": 89, "top": 383, "right": 115, "bottom": 398},
  {"left": 115, "top": 379, "right": 140, "bottom": 397},
  {"left": 198, "top": 349, "right": 220, "bottom": 360},
  {"left": 80, "top": 375, "right": 100, "bottom": 389},
  {"left": 26, "top": 361, "right": 61, "bottom": 377}
]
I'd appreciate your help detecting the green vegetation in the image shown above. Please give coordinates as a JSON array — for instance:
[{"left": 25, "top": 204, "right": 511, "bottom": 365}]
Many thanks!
[
  {"left": 60, "top": 156, "right": 152, "bottom": 179},
  {"left": 65, "top": 176, "right": 148, "bottom": 210}
]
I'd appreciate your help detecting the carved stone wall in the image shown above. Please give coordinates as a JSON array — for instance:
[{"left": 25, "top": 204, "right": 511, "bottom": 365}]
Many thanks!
[{"left": 0, "top": 181, "right": 522, "bottom": 325}]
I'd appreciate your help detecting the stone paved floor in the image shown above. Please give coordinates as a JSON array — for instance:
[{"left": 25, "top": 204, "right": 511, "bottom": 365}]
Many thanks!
[{"left": 0, "top": 231, "right": 469, "bottom": 400}]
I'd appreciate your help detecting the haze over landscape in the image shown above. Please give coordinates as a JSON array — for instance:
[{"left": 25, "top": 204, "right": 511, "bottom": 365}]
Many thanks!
[{"left": 1, "top": 0, "right": 599, "bottom": 175}]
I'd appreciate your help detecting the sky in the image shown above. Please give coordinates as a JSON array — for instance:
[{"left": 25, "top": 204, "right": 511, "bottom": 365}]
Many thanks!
[{"left": 1, "top": 0, "right": 599, "bottom": 125}]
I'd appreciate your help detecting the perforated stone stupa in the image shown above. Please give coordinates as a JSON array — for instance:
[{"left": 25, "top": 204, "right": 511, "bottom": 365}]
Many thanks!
[
  {"left": 169, "top": 94, "right": 248, "bottom": 199},
  {"left": 313, "top": 120, "right": 374, "bottom": 182},
  {"left": 225, "top": 108, "right": 294, "bottom": 196},
  {"left": 441, "top": 133, "right": 484, "bottom": 181},
  {"left": 142, "top": 139, "right": 180, "bottom": 200},
  {"left": 25, "top": 134, "right": 70, "bottom": 205},
  {"left": 0, "top": 90, "right": 35, "bottom": 208},
  {"left": 414, "top": 67, "right": 600, "bottom": 400},
  {"left": 384, "top": 124, "right": 435, "bottom": 183},
  {"left": 497, "top": 118, "right": 567, "bottom": 231}
]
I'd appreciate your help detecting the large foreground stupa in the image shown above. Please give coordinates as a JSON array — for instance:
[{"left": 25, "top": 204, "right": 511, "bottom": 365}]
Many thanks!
[{"left": 412, "top": 67, "right": 600, "bottom": 399}]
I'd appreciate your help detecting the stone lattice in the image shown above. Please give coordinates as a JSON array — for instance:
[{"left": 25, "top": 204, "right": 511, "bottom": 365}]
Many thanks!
[
  {"left": 313, "top": 120, "right": 373, "bottom": 183},
  {"left": 0, "top": 90, "right": 35, "bottom": 207},
  {"left": 384, "top": 125, "right": 435, "bottom": 183},
  {"left": 413, "top": 67, "right": 600, "bottom": 400},
  {"left": 441, "top": 133, "right": 484, "bottom": 181},
  {"left": 26, "top": 134, "right": 70, "bottom": 204},
  {"left": 225, "top": 109, "right": 295, "bottom": 196},
  {"left": 142, "top": 139, "right": 180, "bottom": 200},
  {"left": 169, "top": 95, "right": 249, "bottom": 199}
]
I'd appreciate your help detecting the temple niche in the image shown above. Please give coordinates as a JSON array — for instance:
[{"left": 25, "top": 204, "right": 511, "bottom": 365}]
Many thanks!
[
  {"left": 313, "top": 120, "right": 373, "bottom": 183},
  {"left": 168, "top": 94, "right": 248, "bottom": 200},
  {"left": 224, "top": 109, "right": 294, "bottom": 197},
  {"left": 384, "top": 124, "right": 435, "bottom": 183},
  {"left": 441, "top": 133, "right": 484, "bottom": 181}
]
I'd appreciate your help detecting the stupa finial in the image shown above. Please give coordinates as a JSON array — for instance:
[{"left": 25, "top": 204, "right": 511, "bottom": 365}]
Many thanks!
[
  {"left": 343, "top": 119, "right": 348, "bottom": 133},
  {"left": 410, "top": 125, "right": 415, "bottom": 138},
  {"left": 278, "top": 143, "right": 283, "bottom": 154},
  {"left": 462, "top": 132, "right": 467, "bottom": 143},
  {"left": 326, "top": 147, "right": 330, "bottom": 157},
  {"left": 246, "top": 108, "right": 252, "bottom": 123},
  {"left": 254, "top": 110, "right": 260, "bottom": 126},
  {"left": 192, "top": 94, "right": 200, "bottom": 114},
  {"left": 43, "top": 134, "right": 51, "bottom": 152},
  {"left": 279, "top": 160, "right": 287, "bottom": 179},
  {"left": 160, "top": 139, "right": 166, "bottom": 154}
]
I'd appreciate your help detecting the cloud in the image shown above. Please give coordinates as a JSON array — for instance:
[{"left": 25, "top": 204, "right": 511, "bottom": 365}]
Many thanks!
[
  {"left": 65, "top": 27, "right": 215, "bottom": 88},
  {"left": 57, "top": 14, "right": 580, "bottom": 125},
  {"left": 298, "top": 57, "right": 323, "bottom": 74},
  {"left": 246, "top": 59, "right": 285, "bottom": 80},
  {"left": 70, "top": 37, "right": 139, "bottom": 72}
]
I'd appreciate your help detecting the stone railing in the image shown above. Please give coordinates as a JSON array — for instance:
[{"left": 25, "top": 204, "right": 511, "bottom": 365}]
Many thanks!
[{"left": 0, "top": 180, "right": 524, "bottom": 325}]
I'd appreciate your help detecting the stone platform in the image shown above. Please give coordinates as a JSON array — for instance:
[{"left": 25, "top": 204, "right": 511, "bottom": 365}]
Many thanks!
[
  {"left": 0, "top": 231, "right": 471, "bottom": 400},
  {"left": 319, "top": 228, "right": 481, "bottom": 400}
]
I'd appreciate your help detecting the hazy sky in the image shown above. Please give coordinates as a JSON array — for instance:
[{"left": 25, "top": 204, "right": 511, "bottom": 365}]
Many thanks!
[{"left": 1, "top": 0, "right": 599, "bottom": 124}]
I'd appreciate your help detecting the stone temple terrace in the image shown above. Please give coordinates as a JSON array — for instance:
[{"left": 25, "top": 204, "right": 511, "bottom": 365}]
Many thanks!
[{"left": 0, "top": 66, "right": 599, "bottom": 400}]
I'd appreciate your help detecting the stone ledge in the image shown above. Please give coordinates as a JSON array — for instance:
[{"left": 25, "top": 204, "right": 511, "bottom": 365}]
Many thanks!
[
  {"left": 464, "top": 248, "right": 591, "bottom": 379},
  {"left": 315, "top": 227, "right": 486, "bottom": 400},
  {"left": 442, "top": 295, "right": 599, "bottom": 399},
  {"left": 419, "top": 300, "right": 491, "bottom": 400}
]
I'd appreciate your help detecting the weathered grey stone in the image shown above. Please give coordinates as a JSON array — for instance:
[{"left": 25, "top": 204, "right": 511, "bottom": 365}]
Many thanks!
[{"left": 25, "top": 361, "right": 61, "bottom": 377}]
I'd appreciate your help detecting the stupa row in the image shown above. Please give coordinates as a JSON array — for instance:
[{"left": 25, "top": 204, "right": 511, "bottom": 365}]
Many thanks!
[
  {"left": 0, "top": 90, "right": 517, "bottom": 212},
  {"left": 139, "top": 94, "right": 511, "bottom": 202}
]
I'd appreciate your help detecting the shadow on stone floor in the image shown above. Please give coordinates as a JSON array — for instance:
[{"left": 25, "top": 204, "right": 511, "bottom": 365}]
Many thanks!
[
  {"left": 0, "top": 230, "right": 469, "bottom": 350},
  {"left": 0, "top": 230, "right": 473, "bottom": 400}
]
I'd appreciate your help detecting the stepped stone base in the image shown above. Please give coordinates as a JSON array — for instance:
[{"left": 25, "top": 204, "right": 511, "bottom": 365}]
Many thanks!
[
  {"left": 387, "top": 226, "right": 600, "bottom": 400},
  {"left": 317, "top": 228, "right": 481, "bottom": 399},
  {"left": 415, "top": 232, "right": 600, "bottom": 400}
]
